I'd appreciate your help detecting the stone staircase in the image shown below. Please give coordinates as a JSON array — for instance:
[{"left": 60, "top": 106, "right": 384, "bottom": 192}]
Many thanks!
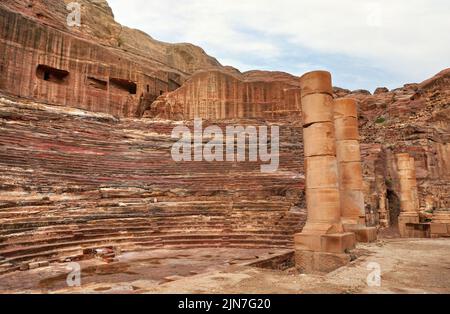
[
  {"left": 0, "top": 198, "right": 305, "bottom": 273},
  {"left": 0, "top": 97, "right": 306, "bottom": 274}
]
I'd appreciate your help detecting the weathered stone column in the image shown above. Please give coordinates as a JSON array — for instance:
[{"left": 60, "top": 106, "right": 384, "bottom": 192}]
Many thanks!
[
  {"left": 397, "top": 153, "right": 420, "bottom": 237},
  {"left": 397, "top": 153, "right": 419, "bottom": 213},
  {"left": 334, "top": 98, "right": 377, "bottom": 242},
  {"left": 378, "top": 191, "right": 389, "bottom": 228},
  {"left": 295, "top": 71, "right": 355, "bottom": 273}
]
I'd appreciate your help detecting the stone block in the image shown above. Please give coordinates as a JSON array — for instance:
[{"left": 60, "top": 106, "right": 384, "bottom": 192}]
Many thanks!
[
  {"left": 19, "top": 263, "right": 30, "bottom": 271},
  {"left": 305, "top": 156, "right": 339, "bottom": 189},
  {"left": 299, "top": 71, "right": 333, "bottom": 97},
  {"left": 320, "top": 232, "right": 356, "bottom": 254},
  {"left": 295, "top": 249, "right": 351, "bottom": 274},
  {"left": 294, "top": 232, "right": 323, "bottom": 252},
  {"left": 338, "top": 162, "right": 364, "bottom": 189},
  {"left": 313, "top": 251, "right": 351, "bottom": 273},
  {"left": 343, "top": 224, "right": 378, "bottom": 243},
  {"left": 399, "top": 213, "right": 420, "bottom": 237},
  {"left": 399, "top": 213, "right": 420, "bottom": 224},
  {"left": 399, "top": 213, "right": 430, "bottom": 238},
  {"left": 28, "top": 262, "right": 41, "bottom": 270},
  {"left": 340, "top": 190, "right": 365, "bottom": 219},
  {"left": 408, "top": 223, "right": 431, "bottom": 238},
  {"left": 38, "top": 261, "right": 50, "bottom": 267},
  {"left": 294, "top": 249, "right": 315, "bottom": 273},
  {"left": 303, "top": 123, "right": 336, "bottom": 157},
  {"left": 334, "top": 117, "right": 359, "bottom": 140},
  {"left": 334, "top": 98, "right": 358, "bottom": 119},
  {"left": 301, "top": 93, "right": 334, "bottom": 125},
  {"left": 336, "top": 140, "right": 361, "bottom": 162},
  {"left": 305, "top": 189, "right": 341, "bottom": 223},
  {"left": 430, "top": 223, "right": 448, "bottom": 235}
]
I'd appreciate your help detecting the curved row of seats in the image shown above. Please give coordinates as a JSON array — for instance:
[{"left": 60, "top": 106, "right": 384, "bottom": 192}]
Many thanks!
[{"left": 0, "top": 98, "right": 306, "bottom": 274}]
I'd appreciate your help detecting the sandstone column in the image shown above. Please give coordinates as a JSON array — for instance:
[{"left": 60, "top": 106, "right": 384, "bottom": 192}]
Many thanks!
[
  {"left": 378, "top": 191, "right": 389, "bottom": 228},
  {"left": 396, "top": 153, "right": 420, "bottom": 237},
  {"left": 334, "top": 98, "right": 364, "bottom": 224},
  {"left": 294, "top": 71, "right": 355, "bottom": 272},
  {"left": 334, "top": 98, "right": 377, "bottom": 242}
]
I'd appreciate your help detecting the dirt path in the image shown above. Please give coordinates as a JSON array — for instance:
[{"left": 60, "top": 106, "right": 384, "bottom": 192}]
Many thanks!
[
  {"left": 1, "top": 239, "right": 449, "bottom": 294},
  {"left": 143, "top": 239, "right": 450, "bottom": 294}
]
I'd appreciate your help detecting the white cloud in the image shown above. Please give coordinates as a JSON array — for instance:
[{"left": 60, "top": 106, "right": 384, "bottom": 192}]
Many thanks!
[{"left": 107, "top": 0, "right": 450, "bottom": 88}]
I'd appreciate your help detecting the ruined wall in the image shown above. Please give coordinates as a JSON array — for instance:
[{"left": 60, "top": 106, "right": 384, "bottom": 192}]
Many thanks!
[
  {"left": 342, "top": 69, "right": 450, "bottom": 225},
  {"left": 144, "top": 70, "right": 302, "bottom": 120},
  {"left": 0, "top": 6, "right": 181, "bottom": 118}
]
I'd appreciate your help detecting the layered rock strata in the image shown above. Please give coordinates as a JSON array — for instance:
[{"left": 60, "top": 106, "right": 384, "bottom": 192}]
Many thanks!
[
  {"left": 0, "top": 96, "right": 305, "bottom": 274},
  {"left": 0, "top": 0, "right": 221, "bottom": 75},
  {"left": 144, "top": 70, "right": 301, "bottom": 120},
  {"left": 336, "top": 69, "right": 450, "bottom": 228},
  {"left": 0, "top": 4, "right": 185, "bottom": 118},
  {"left": 0, "top": 0, "right": 449, "bottom": 278}
]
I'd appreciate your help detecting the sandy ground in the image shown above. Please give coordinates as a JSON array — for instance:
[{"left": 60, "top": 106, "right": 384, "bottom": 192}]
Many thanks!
[{"left": 1, "top": 239, "right": 449, "bottom": 294}]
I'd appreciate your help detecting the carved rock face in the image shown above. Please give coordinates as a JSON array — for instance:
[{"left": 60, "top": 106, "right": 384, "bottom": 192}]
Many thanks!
[
  {"left": 0, "top": 1, "right": 223, "bottom": 118},
  {"left": 333, "top": 69, "right": 450, "bottom": 219},
  {"left": 143, "top": 70, "right": 302, "bottom": 120},
  {"left": 1, "top": 0, "right": 221, "bottom": 75},
  {"left": 0, "top": 0, "right": 449, "bottom": 274}
]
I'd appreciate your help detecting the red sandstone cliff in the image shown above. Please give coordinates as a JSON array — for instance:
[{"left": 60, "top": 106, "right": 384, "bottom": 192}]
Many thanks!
[
  {"left": 0, "top": 0, "right": 306, "bottom": 120},
  {"left": 1, "top": 0, "right": 222, "bottom": 76},
  {"left": 144, "top": 70, "right": 302, "bottom": 120},
  {"left": 333, "top": 69, "right": 450, "bottom": 225},
  {"left": 0, "top": 0, "right": 227, "bottom": 118},
  {"left": 0, "top": 0, "right": 449, "bottom": 274}
]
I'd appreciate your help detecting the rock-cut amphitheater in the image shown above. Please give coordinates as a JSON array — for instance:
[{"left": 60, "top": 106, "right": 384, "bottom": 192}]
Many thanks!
[{"left": 0, "top": 0, "right": 449, "bottom": 294}]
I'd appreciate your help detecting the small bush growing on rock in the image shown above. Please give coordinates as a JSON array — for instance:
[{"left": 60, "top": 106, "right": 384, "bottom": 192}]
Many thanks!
[
  {"left": 385, "top": 178, "right": 393, "bottom": 188},
  {"left": 375, "top": 116, "right": 386, "bottom": 124}
]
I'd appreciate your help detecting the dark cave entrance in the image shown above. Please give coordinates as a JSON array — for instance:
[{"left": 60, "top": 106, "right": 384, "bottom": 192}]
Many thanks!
[
  {"left": 109, "top": 78, "right": 137, "bottom": 95},
  {"left": 36, "top": 65, "right": 69, "bottom": 85},
  {"left": 387, "top": 189, "right": 401, "bottom": 227}
]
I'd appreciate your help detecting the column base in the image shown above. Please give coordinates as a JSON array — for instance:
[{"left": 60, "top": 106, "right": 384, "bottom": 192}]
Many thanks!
[
  {"left": 430, "top": 223, "right": 450, "bottom": 237},
  {"left": 343, "top": 224, "right": 378, "bottom": 243},
  {"left": 294, "top": 229, "right": 356, "bottom": 273},
  {"left": 294, "top": 232, "right": 356, "bottom": 254},
  {"left": 398, "top": 213, "right": 429, "bottom": 238},
  {"left": 294, "top": 249, "right": 351, "bottom": 274}
]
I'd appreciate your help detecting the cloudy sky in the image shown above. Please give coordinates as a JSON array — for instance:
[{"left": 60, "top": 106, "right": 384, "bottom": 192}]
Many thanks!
[{"left": 108, "top": 0, "right": 449, "bottom": 91}]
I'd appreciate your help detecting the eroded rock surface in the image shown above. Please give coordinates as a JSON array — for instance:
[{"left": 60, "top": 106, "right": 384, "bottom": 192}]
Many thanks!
[
  {"left": 0, "top": 96, "right": 306, "bottom": 274},
  {"left": 0, "top": 0, "right": 449, "bottom": 282},
  {"left": 339, "top": 69, "right": 450, "bottom": 224},
  {"left": 0, "top": 1, "right": 222, "bottom": 118},
  {"left": 144, "top": 70, "right": 301, "bottom": 120},
  {"left": 1, "top": 0, "right": 221, "bottom": 75}
]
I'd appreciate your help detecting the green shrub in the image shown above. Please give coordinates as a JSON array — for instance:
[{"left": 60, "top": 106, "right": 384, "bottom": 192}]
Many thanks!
[{"left": 375, "top": 116, "right": 386, "bottom": 124}]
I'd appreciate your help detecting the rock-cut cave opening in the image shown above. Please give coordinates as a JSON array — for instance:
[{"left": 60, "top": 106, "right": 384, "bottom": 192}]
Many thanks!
[{"left": 36, "top": 65, "right": 69, "bottom": 85}]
